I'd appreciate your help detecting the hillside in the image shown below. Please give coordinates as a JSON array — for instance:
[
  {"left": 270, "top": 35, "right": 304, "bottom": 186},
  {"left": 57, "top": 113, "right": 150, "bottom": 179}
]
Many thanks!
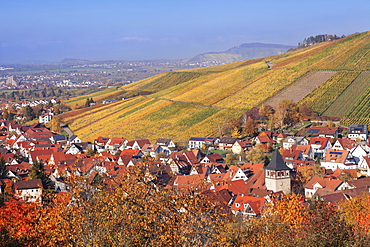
[
  {"left": 63, "top": 31, "right": 370, "bottom": 142},
  {"left": 186, "top": 43, "right": 294, "bottom": 63}
]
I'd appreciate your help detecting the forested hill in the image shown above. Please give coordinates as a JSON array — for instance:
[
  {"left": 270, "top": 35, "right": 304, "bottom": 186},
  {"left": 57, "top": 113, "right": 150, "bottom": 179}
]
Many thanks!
[{"left": 63, "top": 31, "right": 370, "bottom": 142}]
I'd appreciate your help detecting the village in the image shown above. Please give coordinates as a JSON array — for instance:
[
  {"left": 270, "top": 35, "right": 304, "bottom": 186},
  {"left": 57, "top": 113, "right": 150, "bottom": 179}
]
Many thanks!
[{"left": 1, "top": 117, "right": 370, "bottom": 219}]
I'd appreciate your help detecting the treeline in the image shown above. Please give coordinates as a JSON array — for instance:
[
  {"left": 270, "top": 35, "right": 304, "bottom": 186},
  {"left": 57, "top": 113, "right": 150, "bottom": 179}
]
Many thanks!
[
  {"left": 0, "top": 88, "right": 66, "bottom": 101},
  {"left": 298, "top": 34, "right": 345, "bottom": 47},
  {"left": 220, "top": 99, "right": 315, "bottom": 138}
]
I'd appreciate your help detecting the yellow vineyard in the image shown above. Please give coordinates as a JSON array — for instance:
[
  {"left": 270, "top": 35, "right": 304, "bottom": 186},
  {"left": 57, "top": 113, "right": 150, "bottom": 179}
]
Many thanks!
[{"left": 62, "top": 31, "right": 370, "bottom": 142}]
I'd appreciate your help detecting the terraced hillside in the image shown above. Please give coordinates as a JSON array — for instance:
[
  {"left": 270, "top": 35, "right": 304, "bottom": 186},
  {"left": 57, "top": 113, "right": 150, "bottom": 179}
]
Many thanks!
[{"left": 63, "top": 31, "right": 370, "bottom": 142}]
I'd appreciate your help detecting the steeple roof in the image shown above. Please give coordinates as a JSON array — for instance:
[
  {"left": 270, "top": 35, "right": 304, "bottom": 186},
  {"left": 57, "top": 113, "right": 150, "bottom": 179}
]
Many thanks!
[{"left": 264, "top": 150, "right": 290, "bottom": 171}]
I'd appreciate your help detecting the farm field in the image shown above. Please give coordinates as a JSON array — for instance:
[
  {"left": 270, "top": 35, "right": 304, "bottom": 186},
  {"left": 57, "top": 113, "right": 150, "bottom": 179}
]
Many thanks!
[{"left": 263, "top": 70, "right": 336, "bottom": 108}]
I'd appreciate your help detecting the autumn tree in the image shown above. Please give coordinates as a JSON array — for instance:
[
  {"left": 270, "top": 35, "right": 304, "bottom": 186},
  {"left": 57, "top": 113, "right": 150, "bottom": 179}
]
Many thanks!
[
  {"left": 0, "top": 198, "right": 51, "bottom": 246},
  {"left": 298, "top": 103, "right": 313, "bottom": 121},
  {"left": 243, "top": 116, "right": 258, "bottom": 137},
  {"left": 246, "top": 144, "right": 265, "bottom": 163},
  {"left": 304, "top": 201, "right": 354, "bottom": 246},
  {"left": 259, "top": 104, "right": 275, "bottom": 121},
  {"left": 275, "top": 99, "right": 299, "bottom": 128},
  {"left": 2, "top": 110, "right": 8, "bottom": 121},
  {"left": 257, "top": 193, "right": 308, "bottom": 245},
  {"left": 51, "top": 115, "right": 62, "bottom": 133},
  {"left": 340, "top": 193, "right": 370, "bottom": 242}
]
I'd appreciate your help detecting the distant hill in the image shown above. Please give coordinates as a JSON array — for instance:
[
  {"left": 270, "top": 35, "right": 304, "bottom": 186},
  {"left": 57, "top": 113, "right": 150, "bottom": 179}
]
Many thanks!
[
  {"left": 62, "top": 31, "right": 370, "bottom": 142},
  {"left": 186, "top": 43, "right": 294, "bottom": 63}
]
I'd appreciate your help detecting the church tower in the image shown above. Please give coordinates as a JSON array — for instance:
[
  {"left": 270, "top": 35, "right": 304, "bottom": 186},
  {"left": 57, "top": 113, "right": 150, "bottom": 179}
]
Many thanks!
[{"left": 264, "top": 150, "right": 291, "bottom": 194}]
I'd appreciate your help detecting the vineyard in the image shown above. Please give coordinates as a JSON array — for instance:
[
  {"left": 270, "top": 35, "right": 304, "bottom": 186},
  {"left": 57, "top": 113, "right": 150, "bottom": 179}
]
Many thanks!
[
  {"left": 299, "top": 71, "right": 360, "bottom": 114},
  {"left": 340, "top": 118, "right": 370, "bottom": 127},
  {"left": 60, "top": 31, "right": 370, "bottom": 142},
  {"left": 323, "top": 71, "right": 370, "bottom": 117}
]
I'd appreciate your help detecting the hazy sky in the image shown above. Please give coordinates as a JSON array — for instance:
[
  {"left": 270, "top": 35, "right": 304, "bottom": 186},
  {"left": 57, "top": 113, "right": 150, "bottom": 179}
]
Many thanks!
[{"left": 1, "top": 0, "right": 369, "bottom": 64}]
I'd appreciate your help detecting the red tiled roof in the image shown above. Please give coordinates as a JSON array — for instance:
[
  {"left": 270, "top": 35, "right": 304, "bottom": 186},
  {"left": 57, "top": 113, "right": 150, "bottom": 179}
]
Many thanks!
[{"left": 304, "top": 176, "right": 343, "bottom": 190}]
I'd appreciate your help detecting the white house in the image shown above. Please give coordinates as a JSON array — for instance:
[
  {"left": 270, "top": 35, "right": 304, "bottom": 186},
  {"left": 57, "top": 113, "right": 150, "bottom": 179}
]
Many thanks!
[
  {"left": 188, "top": 137, "right": 205, "bottom": 149},
  {"left": 348, "top": 124, "right": 368, "bottom": 141},
  {"left": 39, "top": 113, "right": 53, "bottom": 124},
  {"left": 282, "top": 136, "right": 308, "bottom": 150},
  {"left": 14, "top": 179, "right": 43, "bottom": 203}
]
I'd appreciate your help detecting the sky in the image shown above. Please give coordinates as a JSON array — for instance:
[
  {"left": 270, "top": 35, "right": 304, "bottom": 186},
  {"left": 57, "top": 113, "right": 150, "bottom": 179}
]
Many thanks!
[{"left": 1, "top": 0, "right": 369, "bottom": 64}]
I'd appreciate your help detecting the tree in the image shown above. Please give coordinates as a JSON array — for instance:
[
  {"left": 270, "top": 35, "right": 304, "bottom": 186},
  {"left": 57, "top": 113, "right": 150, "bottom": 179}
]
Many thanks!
[
  {"left": 246, "top": 144, "right": 265, "bottom": 163},
  {"left": 305, "top": 201, "right": 354, "bottom": 246},
  {"left": 243, "top": 116, "right": 257, "bottom": 136},
  {"left": 259, "top": 104, "right": 275, "bottom": 121},
  {"left": 29, "top": 160, "right": 48, "bottom": 187},
  {"left": 298, "top": 103, "right": 313, "bottom": 121},
  {"left": 51, "top": 115, "right": 62, "bottom": 133},
  {"left": 2, "top": 110, "right": 8, "bottom": 121},
  {"left": 231, "top": 127, "right": 241, "bottom": 137},
  {"left": 23, "top": 105, "right": 35, "bottom": 121},
  {"left": 85, "top": 98, "right": 91, "bottom": 108},
  {"left": 275, "top": 99, "right": 299, "bottom": 128}
]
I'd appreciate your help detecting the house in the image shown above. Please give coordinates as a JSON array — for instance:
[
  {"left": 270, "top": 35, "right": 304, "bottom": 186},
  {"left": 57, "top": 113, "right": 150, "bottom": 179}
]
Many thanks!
[
  {"left": 170, "top": 174, "right": 208, "bottom": 193},
  {"left": 106, "top": 137, "right": 127, "bottom": 152},
  {"left": 350, "top": 144, "right": 367, "bottom": 164},
  {"left": 127, "top": 139, "right": 151, "bottom": 150},
  {"left": 94, "top": 137, "right": 110, "bottom": 150},
  {"left": 232, "top": 139, "right": 252, "bottom": 154},
  {"left": 358, "top": 156, "right": 370, "bottom": 176},
  {"left": 204, "top": 137, "right": 219, "bottom": 146},
  {"left": 291, "top": 145, "right": 314, "bottom": 160},
  {"left": 224, "top": 165, "right": 248, "bottom": 182},
  {"left": 65, "top": 142, "right": 91, "bottom": 155},
  {"left": 275, "top": 133, "right": 287, "bottom": 143},
  {"left": 282, "top": 136, "right": 308, "bottom": 150},
  {"left": 28, "top": 149, "right": 54, "bottom": 164},
  {"left": 69, "top": 135, "right": 82, "bottom": 144},
  {"left": 218, "top": 137, "right": 238, "bottom": 151},
  {"left": 39, "top": 113, "right": 53, "bottom": 124},
  {"left": 141, "top": 144, "right": 163, "bottom": 158},
  {"left": 348, "top": 124, "right": 368, "bottom": 141},
  {"left": 332, "top": 138, "right": 357, "bottom": 151},
  {"left": 14, "top": 179, "right": 44, "bottom": 203},
  {"left": 281, "top": 149, "right": 303, "bottom": 169},
  {"left": 167, "top": 153, "right": 192, "bottom": 175},
  {"left": 50, "top": 134, "right": 67, "bottom": 145},
  {"left": 189, "top": 164, "right": 211, "bottom": 176},
  {"left": 306, "top": 126, "right": 338, "bottom": 138},
  {"left": 304, "top": 176, "right": 345, "bottom": 199},
  {"left": 117, "top": 155, "right": 140, "bottom": 168},
  {"left": 254, "top": 135, "right": 273, "bottom": 145},
  {"left": 201, "top": 154, "right": 224, "bottom": 164},
  {"left": 230, "top": 195, "right": 265, "bottom": 217},
  {"left": 320, "top": 149, "right": 355, "bottom": 171},
  {"left": 188, "top": 137, "right": 205, "bottom": 149},
  {"left": 309, "top": 137, "right": 332, "bottom": 157},
  {"left": 156, "top": 138, "right": 176, "bottom": 150}
]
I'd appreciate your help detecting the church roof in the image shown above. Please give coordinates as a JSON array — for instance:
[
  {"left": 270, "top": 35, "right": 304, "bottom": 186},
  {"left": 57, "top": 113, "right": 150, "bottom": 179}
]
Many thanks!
[{"left": 264, "top": 150, "right": 290, "bottom": 171}]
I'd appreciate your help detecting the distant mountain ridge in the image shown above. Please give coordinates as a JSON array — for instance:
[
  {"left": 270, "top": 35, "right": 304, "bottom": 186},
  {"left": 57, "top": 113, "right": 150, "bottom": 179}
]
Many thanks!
[{"left": 186, "top": 42, "right": 294, "bottom": 63}]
